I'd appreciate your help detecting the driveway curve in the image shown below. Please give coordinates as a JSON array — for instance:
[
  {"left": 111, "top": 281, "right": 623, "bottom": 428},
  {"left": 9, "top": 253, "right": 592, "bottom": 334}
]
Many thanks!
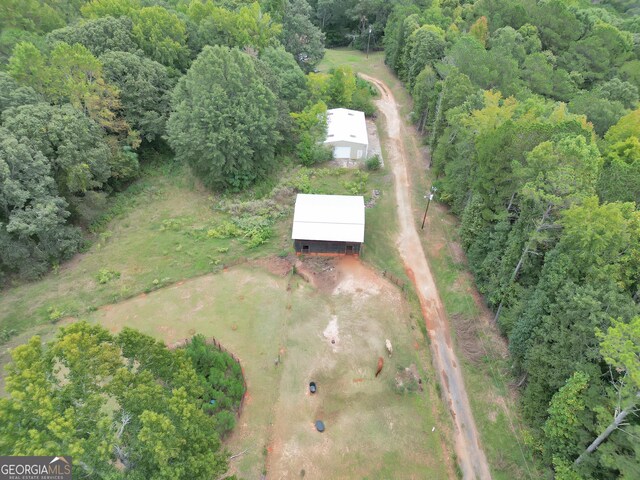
[{"left": 361, "top": 73, "right": 492, "bottom": 480}]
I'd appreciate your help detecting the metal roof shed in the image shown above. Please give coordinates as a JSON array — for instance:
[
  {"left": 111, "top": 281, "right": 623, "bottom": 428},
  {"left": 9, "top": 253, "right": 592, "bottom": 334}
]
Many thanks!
[
  {"left": 324, "top": 108, "right": 369, "bottom": 160},
  {"left": 291, "top": 194, "right": 365, "bottom": 256}
]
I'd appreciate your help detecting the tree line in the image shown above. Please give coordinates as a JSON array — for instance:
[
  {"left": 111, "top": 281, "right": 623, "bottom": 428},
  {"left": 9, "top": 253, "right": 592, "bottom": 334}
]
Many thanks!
[
  {"left": 0, "top": 0, "right": 376, "bottom": 285},
  {"left": 374, "top": 0, "right": 639, "bottom": 477}
]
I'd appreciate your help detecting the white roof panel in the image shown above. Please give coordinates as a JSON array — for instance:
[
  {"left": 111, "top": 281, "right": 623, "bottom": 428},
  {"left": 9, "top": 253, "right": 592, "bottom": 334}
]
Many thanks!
[
  {"left": 292, "top": 194, "right": 365, "bottom": 243},
  {"left": 324, "top": 108, "right": 368, "bottom": 146}
]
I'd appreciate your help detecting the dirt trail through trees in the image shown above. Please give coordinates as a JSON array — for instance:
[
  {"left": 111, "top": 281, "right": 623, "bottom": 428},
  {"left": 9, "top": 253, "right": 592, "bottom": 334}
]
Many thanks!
[{"left": 361, "top": 73, "right": 492, "bottom": 480}]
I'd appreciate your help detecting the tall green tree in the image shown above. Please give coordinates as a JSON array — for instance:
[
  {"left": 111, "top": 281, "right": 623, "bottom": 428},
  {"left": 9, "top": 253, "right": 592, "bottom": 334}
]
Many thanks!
[
  {"left": 0, "top": 0, "right": 65, "bottom": 33},
  {"left": 403, "top": 24, "right": 446, "bottom": 89},
  {"left": 167, "top": 46, "right": 279, "bottom": 191},
  {"left": 186, "top": 1, "right": 282, "bottom": 53},
  {"left": 598, "top": 136, "right": 640, "bottom": 205},
  {"left": 132, "top": 6, "right": 190, "bottom": 70},
  {"left": 257, "top": 46, "right": 308, "bottom": 112},
  {"left": 282, "top": 0, "right": 325, "bottom": 72},
  {"left": 8, "top": 41, "right": 133, "bottom": 142},
  {"left": 576, "top": 317, "right": 640, "bottom": 472},
  {"left": 0, "top": 72, "right": 40, "bottom": 113},
  {"left": 100, "top": 51, "right": 175, "bottom": 143},
  {"left": 543, "top": 371, "right": 590, "bottom": 464},
  {"left": 2, "top": 103, "right": 114, "bottom": 195},
  {"left": 0, "top": 128, "right": 81, "bottom": 281},
  {"left": 46, "top": 15, "right": 139, "bottom": 57}
]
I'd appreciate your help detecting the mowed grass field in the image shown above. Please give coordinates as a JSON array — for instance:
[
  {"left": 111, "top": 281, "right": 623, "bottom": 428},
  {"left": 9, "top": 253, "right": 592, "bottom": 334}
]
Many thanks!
[{"left": 86, "top": 258, "right": 449, "bottom": 479}]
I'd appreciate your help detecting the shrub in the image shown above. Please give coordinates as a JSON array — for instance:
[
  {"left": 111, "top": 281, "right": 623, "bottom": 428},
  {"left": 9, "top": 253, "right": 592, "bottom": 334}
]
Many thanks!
[
  {"left": 213, "top": 410, "right": 237, "bottom": 436},
  {"left": 0, "top": 328, "right": 17, "bottom": 342},
  {"left": 96, "top": 268, "right": 121, "bottom": 284},
  {"left": 297, "top": 137, "right": 332, "bottom": 166},
  {"left": 365, "top": 155, "right": 381, "bottom": 171},
  {"left": 351, "top": 86, "right": 376, "bottom": 116},
  {"left": 183, "top": 334, "right": 246, "bottom": 437},
  {"left": 343, "top": 171, "right": 369, "bottom": 195},
  {"left": 47, "top": 306, "right": 64, "bottom": 323}
]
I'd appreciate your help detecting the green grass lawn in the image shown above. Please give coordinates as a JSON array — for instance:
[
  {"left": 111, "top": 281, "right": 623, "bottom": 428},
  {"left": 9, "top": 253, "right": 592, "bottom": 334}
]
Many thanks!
[{"left": 0, "top": 161, "right": 387, "bottom": 340}]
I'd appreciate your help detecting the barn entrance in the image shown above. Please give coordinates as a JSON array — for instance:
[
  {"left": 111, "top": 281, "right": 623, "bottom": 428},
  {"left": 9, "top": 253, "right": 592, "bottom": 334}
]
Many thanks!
[
  {"left": 346, "top": 245, "right": 354, "bottom": 255},
  {"left": 333, "top": 146, "right": 351, "bottom": 159}
]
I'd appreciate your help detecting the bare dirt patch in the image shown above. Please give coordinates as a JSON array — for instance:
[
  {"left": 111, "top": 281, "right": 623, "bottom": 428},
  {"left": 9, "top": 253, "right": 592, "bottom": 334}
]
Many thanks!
[
  {"left": 323, "top": 316, "right": 340, "bottom": 351},
  {"left": 294, "top": 257, "right": 339, "bottom": 293},
  {"left": 250, "top": 255, "right": 294, "bottom": 277},
  {"left": 428, "top": 239, "right": 446, "bottom": 259}
]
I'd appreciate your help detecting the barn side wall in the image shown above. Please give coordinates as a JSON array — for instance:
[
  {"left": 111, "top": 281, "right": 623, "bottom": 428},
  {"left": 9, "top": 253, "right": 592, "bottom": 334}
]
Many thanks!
[{"left": 294, "top": 239, "right": 361, "bottom": 256}]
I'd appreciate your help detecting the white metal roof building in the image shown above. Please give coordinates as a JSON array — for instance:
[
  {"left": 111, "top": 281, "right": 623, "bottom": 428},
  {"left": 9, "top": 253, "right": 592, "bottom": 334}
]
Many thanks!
[
  {"left": 291, "top": 194, "right": 365, "bottom": 255},
  {"left": 324, "top": 108, "right": 369, "bottom": 160}
]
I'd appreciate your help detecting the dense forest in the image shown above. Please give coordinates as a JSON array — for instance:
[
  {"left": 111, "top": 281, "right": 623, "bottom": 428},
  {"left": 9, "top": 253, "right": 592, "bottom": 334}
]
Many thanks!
[
  {"left": 368, "top": 0, "right": 638, "bottom": 478},
  {"left": 0, "top": 0, "right": 379, "bottom": 285}
]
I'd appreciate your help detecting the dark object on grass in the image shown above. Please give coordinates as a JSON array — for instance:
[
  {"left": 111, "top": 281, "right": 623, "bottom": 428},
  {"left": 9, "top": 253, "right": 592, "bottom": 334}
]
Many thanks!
[
  {"left": 315, "top": 420, "right": 325, "bottom": 432},
  {"left": 309, "top": 381, "right": 317, "bottom": 394},
  {"left": 375, "top": 356, "right": 384, "bottom": 377}
]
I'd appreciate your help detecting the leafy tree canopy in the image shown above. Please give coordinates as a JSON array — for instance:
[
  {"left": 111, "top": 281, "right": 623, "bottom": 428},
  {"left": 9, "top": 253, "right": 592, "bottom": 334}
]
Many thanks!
[
  {"left": 100, "top": 50, "right": 175, "bottom": 143},
  {"left": 167, "top": 45, "right": 279, "bottom": 191},
  {"left": 0, "top": 128, "right": 81, "bottom": 281},
  {"left": 281, "top": 0, "right": 325, "bottom": 72},
  {"left": 8, "top": 41, "right": 134, "bottom": 142},
  {"left": 46, "top": 15, "right": 139, "bottom": 57},
  {"left": 2, "top": 103, "right": 114, "bottom": 195},
  {"left": 0, "top": 322, "right": 229, "bottom": 479}
]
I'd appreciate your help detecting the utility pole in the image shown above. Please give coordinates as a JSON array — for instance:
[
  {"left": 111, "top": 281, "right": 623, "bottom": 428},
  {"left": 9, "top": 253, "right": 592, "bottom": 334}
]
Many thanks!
[
  {"left": 366, "top": 25, "right": 372, "bottom": 59},
  {"left": 421, "top": 186, "right": 437, "bottom": 230}
]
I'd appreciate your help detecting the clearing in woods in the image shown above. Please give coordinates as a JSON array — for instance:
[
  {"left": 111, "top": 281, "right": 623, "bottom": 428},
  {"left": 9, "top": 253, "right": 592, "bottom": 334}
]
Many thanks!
[{"left": 86, "top": 257, "right": 452, "bottom": 479}]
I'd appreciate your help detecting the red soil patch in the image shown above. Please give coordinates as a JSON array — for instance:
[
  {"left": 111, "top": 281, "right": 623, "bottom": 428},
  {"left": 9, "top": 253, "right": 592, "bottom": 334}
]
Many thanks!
[
  {"left": 251, "top": 256, "right": 294, "bottom": 277},
  {"left": 294, "top": 257, "right": 339, "bottom": 293}
]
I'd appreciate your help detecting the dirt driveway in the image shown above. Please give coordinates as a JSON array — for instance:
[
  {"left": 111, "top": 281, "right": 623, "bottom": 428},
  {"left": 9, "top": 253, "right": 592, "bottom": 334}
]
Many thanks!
[{"left": 360, "top": 73, "right": 492, "bottom": 480}]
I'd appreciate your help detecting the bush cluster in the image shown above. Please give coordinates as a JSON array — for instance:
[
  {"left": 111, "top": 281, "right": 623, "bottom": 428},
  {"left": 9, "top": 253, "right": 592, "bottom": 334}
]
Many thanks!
[{"left": 184, "top": 335, "right": 246, "bottom": 437}]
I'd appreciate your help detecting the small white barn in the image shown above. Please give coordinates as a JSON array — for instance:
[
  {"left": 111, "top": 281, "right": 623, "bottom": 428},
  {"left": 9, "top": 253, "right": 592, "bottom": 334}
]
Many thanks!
[
  {"left": 291, "top": 194, "right": 365, "bottom": 256},
  {"left": 324, "top": 108, "right": 368, "bottom": 160}
]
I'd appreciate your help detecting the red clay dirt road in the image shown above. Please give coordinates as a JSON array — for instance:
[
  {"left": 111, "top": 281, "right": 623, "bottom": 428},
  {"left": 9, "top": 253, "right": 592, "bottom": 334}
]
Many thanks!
[{"left": 360, "top": 73, "right": 492, "bottom": 480}]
